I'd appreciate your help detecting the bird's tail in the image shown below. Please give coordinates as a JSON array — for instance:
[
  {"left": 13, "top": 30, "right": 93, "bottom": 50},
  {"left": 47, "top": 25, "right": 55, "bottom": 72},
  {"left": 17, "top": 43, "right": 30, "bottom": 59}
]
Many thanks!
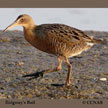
[{"left": 92, "top": 38, "right": 105, "bottom": 44}]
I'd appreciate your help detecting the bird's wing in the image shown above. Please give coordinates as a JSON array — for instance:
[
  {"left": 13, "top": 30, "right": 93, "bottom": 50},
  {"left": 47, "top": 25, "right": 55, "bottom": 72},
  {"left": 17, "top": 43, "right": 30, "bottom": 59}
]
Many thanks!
[{"left": 35, "top": 24, "right": 93, "bottom": 45}]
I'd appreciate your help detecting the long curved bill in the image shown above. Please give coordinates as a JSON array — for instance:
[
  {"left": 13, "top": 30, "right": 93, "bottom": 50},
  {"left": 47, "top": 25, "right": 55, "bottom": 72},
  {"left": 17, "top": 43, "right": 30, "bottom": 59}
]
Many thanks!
[{"left": 3, "top": 21, "right": 18, "bottom": 32}]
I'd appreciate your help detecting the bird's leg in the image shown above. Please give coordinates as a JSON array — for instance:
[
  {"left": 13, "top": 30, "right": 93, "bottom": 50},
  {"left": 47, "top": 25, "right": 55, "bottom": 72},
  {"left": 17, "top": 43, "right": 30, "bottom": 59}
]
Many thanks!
[
  {"left": 43, "top": 57, "right": 62, "bottom": 74},
  {"left": 64, "top": 58, "right": 72, "bottom": 86},
  {"left": 23, "top": 57, "right": 62, "bottom": 79}
]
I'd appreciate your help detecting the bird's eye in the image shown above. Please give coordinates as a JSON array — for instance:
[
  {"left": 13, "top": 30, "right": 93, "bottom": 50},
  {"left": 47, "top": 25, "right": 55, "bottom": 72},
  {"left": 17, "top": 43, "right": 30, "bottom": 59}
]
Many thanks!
[{"left": 20, "top": 18, "right": 24, "bottom": 22}]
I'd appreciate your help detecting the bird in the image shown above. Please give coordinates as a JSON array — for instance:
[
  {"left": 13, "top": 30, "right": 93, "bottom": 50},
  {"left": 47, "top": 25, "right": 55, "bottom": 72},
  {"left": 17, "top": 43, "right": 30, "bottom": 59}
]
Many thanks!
[{"left": 3, "top": 14, "right": 104, "bottom": 86}]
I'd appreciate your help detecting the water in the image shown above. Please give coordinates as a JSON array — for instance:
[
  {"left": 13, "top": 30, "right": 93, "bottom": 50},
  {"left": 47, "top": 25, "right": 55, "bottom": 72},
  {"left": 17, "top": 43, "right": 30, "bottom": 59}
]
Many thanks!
[{"left": 0, "top": 8, "right": 108, "bottom": 31}]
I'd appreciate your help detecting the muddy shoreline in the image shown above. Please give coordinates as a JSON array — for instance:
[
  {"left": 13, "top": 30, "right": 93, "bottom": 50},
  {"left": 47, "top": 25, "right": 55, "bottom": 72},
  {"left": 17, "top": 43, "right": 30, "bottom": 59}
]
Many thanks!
[{"left": 0, "top": 30, "right": 108, "bottom": 99}]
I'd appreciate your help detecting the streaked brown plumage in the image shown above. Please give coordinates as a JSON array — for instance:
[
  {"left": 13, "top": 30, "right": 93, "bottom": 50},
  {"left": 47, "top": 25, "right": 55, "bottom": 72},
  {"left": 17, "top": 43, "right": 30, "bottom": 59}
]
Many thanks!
[{"left": 4, "top": 14, "right": 103, "bottom": 86}]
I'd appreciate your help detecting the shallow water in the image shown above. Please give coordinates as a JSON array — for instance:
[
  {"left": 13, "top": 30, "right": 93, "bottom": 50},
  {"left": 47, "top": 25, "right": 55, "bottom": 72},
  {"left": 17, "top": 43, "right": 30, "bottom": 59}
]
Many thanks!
[{"left": 1, "top": 8, "right": 108, "bottom": 31}]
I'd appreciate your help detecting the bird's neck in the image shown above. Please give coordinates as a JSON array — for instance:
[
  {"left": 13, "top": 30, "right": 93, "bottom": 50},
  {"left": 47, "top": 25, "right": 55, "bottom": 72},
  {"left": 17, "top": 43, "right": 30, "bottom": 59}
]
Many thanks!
[
  {"left": 23, "top": 23, "right": 36, "bottom": 30},
  {"left": 23, "top": 24, "right": 36, "bottom": 43}
]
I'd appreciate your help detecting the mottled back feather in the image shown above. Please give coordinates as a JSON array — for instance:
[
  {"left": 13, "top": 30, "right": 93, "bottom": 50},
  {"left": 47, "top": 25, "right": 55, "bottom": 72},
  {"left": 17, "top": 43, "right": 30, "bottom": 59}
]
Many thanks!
[{"left": 34, "top": 24, "right": 94, "bottom": 45}]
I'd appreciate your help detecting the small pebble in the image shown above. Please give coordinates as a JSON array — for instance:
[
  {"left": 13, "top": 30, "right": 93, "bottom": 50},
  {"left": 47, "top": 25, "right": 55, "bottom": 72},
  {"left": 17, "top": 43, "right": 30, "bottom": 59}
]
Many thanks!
[
  {"left": 100, "top": 78, "right": 107, "bottom": 81},
  {"left": 18, "top": 62, "right": 24, "bottom": 66}
]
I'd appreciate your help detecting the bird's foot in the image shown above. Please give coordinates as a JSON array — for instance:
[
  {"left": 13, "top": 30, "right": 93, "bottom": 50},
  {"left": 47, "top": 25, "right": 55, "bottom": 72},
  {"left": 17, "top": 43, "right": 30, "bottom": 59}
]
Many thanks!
[{"left": 22, "top": 70, "right": 45, "bottom": 80}]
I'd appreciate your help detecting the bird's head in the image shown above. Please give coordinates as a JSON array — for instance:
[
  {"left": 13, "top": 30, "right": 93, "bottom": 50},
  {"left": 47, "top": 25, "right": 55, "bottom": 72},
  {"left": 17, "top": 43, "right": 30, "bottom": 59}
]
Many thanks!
[{"left": 3, "top": 14, "right": 35, "bottom": 32}]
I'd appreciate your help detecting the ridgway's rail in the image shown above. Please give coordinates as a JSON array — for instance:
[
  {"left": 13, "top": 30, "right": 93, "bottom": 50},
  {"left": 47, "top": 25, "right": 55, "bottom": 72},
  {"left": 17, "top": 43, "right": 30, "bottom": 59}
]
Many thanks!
[{"left": 4, "top": 14, "right": 104, "bottom": 86}]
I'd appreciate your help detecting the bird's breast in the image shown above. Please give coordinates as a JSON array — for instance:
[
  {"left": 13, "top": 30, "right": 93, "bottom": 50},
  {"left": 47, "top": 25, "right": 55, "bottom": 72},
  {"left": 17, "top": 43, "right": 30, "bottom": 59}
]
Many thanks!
[
  {"left": 24, "top": 28, "right": 55, "bottom": 54},
  {"left": 24, "top": 29, "right": 36, "bottom": 46}
]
